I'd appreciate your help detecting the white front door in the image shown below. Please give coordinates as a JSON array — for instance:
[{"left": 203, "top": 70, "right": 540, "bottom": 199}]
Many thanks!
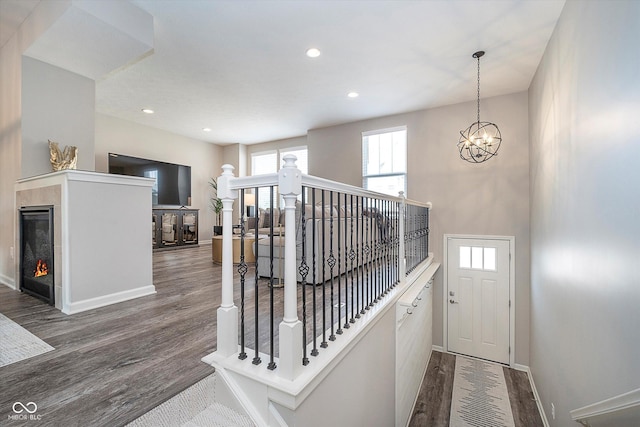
[{"left": 447, "top": 237, "right": 511, "bottom": 364}]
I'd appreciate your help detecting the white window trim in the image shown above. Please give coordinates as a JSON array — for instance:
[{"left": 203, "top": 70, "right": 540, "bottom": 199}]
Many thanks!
[
  {"left": 362, "top": 126, "right": 408, "bottom": 196},
  {"left": 362, "top": 125, "right": 407, "bottom": 137}
]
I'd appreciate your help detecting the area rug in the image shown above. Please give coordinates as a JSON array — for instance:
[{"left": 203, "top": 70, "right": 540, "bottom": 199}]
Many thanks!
[
  {"left": 0, "top": 313, "right": 54, "bottom": 368},
  {"left": 449, "top": 355, "right": 515, "bottom": 427}
]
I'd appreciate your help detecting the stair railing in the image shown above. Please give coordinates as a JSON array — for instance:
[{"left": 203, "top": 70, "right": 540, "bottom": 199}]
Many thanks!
[{"left": 215, "top": 154, "right": 431, "bottom": 381}]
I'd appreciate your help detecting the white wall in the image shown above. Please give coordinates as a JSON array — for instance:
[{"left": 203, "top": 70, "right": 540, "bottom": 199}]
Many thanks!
[
  {"left": 292, "top": 307, "right": 396, "bottom": 427},
  {"left": 529, "top": 1, "right": 640, "bottom": 424},
  {"left": 94, "top": 113, "right": 224, "bottom": 242},
  {"left": 302, "top": 93, "right": 531, "bottom": 365}
]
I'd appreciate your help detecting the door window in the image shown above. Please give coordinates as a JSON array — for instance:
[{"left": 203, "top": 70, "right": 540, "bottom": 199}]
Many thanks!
[{"left": 459, "top": 246, "right": 497, "bottom": 271}]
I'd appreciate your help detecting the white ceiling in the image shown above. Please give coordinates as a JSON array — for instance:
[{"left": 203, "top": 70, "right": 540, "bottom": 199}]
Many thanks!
[{"left": 3, "top": 0, "right": 566, "bottom": 145}]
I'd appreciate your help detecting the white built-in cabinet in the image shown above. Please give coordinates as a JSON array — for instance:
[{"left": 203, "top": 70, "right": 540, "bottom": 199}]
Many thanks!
[{"left": 395, "top": 262, "right": 439, "bottom": 427}]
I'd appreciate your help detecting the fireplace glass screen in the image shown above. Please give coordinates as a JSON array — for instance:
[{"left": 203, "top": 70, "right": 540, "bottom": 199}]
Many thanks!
[{"left": 20, "top": 206, "right": 54, "bottom": 305}]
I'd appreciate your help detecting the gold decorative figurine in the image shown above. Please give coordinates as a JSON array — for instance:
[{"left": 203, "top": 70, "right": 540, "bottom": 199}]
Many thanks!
[{"left": 49, "top": 140, "right": 78, "bottom": 171}]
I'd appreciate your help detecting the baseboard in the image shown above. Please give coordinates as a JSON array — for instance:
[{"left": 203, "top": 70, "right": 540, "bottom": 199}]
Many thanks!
[
  {"left": 0, "top": 273, "right": 16, "bottom": 290},
  {"left": 432, "top": 344, "right": 444, "bottom": 353},
  {"left": 570, "top": 387, "right": 640, "bottom": 424},
  {"left": 62, "top": 285, "right": 156, "bottom": 315},
  {"left": 513, "top": 364, "right": 549, "bottom": 427}
]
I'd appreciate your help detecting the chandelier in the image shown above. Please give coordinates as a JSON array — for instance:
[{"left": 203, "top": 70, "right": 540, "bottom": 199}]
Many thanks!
[{"left": 458, "top": 51, "right": 502, "bottom": 163}]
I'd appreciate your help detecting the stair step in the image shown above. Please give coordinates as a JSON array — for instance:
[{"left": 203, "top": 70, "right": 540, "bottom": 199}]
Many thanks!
[
  {"left": 183, "top": 402, "right": 254, "bottom": 427},
  {"left": 127, "top": 373, "right": 254, "bottom": 427}
]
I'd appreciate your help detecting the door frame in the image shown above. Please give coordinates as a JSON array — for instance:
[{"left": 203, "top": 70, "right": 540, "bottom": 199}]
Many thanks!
[{"left": 443, "top": 234, "right": 516, "bottom": 366}]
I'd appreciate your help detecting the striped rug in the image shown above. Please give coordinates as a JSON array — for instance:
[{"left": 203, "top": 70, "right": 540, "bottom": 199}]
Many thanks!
[
  {"left": 450, "top": 355, "right": 515, "bottom": 427},
  {"left": 0, "top": 313, "right": 54, "bottom": 368}
]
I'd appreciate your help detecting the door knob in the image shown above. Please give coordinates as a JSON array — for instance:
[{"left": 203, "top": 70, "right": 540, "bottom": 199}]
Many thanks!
[{"left": 449, "top": 299, "right": 458, "bottom": 304}]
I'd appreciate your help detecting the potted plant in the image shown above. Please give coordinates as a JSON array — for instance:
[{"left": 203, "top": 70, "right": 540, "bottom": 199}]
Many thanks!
[{"left": 209, "top": 177, "right": 223, "bottom": 235}]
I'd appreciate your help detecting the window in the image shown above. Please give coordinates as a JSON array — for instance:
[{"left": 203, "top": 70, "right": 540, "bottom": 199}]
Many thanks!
[
  {"left": 144, "top": 169, "right": 159, "bottom": 205},
  {"left": 362, "top": 126, "right": 407, "bottom": 197},
  {"left": 251, "top": 147, "right": 308, "bottom": 209},
  {"left": 251, "top": 151, "right": 277, "bottom": 210},
  {"left": 280, "top": 147, "right": 308, "bottom": 174},
  {"left": 459, "top": 246, "right": 497, "bottom": 271},
  {"left": 251, "top": 151, "right": 277, "bottom": 176}
]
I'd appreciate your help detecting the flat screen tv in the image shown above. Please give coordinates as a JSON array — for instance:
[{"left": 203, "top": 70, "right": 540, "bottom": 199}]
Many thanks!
[{"left": 108, "top": 153, "right": 191, "bottom": 206}]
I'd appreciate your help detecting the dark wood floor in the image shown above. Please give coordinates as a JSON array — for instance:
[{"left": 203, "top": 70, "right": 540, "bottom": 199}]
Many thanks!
[
  {"left": 409, "top": 351, "right": 544, "bottom": 426},
  {"left": 0, "top": 246, "right": 220, "bottom": 426},
  {"left": 1, "top": 245, "right": 543, "bottom": 426}
]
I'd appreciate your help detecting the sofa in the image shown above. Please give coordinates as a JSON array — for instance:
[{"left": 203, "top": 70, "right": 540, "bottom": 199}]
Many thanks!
[{"left": 255, "top": 202, "right": 388, "bottom": 285}]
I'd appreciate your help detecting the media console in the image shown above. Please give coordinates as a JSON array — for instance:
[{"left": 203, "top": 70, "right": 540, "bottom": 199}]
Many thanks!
[{"left": 152, "top": 208, "right": 199, "bottom": 250}]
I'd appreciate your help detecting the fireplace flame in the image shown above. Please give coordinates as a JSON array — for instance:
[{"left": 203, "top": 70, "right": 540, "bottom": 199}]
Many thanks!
[{"left": 34, "top": 259, "right": 48, "bottom": 277}]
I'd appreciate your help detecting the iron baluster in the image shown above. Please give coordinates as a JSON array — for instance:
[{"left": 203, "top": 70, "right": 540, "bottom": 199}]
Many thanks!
[
  {"left": 300, "top": 187, "right": 309, "bottom": 366},
  {"left": 268, "top": 186, "right": 276, "bottom": 370},
  {"left": 328, "top": 191, "right": 336, "bottom": 342},
  {"left": 343, "top": 193, "right": 351, "bottom": 329},
  {"left": 238, "top": 190, "right": 247, "bottom": 360},
  {"left": 252, "top": 187, "right": 261, "bottom": 366},
  {"left": 364, "top": 197, "right": 371, "bottom": 310},
  {"left": 320, "top": 190, "right": 329, "bottom": 348},
  {"left": 336, "top": 192, "right": 343, "bottom": 335},
  {"left": 354, "top": 196, "right": 364, "bottom": 319}
]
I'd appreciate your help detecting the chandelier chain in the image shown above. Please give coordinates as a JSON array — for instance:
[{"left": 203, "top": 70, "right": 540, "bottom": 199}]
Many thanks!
[{"left": 477, "top": 54, "right": 481, "bottom": 124}]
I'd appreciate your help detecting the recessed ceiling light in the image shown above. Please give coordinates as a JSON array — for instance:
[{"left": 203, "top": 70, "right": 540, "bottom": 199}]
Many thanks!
[
  {"left": 347, "top": 92, "right": 359, "bottom": 98},
  {"left": 203, "top": 128, "right": 212, "bottom": 132},
  {"left": 306, "top": 48, "right": 321, "bottom": 58},
  {"left": 141, "top": 108, "right": 154, "bottom": 114}
]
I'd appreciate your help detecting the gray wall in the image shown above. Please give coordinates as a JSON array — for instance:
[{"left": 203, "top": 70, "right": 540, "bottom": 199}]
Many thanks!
[
  {"left": 22, "top": 57, "right": 95, "bottom": 177},
  {"left": 94, "top": 113, "right": 224, "bottom": 242},
  {"left": 0, "top": 1, "right": 70, "bottom": 288},
  {"left": 529, "top": 0, "right": 640, "bottom": 424},
  {"left": 251, "top": 91, "right": 531, "bottom": 365}
]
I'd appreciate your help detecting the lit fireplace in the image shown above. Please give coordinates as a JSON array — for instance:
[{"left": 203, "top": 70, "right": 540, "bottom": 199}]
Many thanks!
[
  {"left": 19, "top": 207, "right": 55, "bottom": 305},
  {"left": 34, "top": 259, "right": 48, "bottom": 277}
]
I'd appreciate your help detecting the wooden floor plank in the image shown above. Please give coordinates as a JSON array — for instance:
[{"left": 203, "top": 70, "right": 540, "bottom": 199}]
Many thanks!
[
  {"left": 504, "top": 366, "right": 545, "bottom": 427},
  {"left": 409, "top": 351, "right": 545, "bottom": 427},
  {"left": 2, "top": 245, "right": 543, "bottom": 426},
  {"left": 409, "top": 351, "right": 456, "bottom": 427},
  {"left": 0, "top": 245, "right": 218, "bottom": 426}
]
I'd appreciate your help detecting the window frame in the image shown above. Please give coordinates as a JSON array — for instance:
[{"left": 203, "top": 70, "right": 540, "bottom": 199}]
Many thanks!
[
  {"left": 250, "top": 146, "right": 308, "bottom": 210},
  {"left": 362, "top": 126, "right": 408, "bottom": 197}
]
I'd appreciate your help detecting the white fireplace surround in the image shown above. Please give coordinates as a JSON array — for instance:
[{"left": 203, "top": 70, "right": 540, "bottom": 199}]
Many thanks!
[{"left": 15, "top": 170, "right": 155, "bottom": 314}]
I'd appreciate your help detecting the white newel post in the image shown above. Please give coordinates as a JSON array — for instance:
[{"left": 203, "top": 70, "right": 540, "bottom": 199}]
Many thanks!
[
  {"left": 398, "top": 191, "right": 406, "bottom": 279},
  {"left": 278, "top": 154, "right": 303, "bottom": 380},
  {"left": 217, "top": 164, "right": 238, "bottom": 357}
]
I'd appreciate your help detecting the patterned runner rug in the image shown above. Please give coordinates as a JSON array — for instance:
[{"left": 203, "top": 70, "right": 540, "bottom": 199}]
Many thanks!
[
  {"left": 0, "top": 313, "right": 54, "bottom": 368},
  {"left": 450, "top": 355, "right": 515, "bottom": 427}
]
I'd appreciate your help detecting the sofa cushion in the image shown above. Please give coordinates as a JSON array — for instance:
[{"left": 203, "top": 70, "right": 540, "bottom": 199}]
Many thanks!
[{"left": 256, "top": 235, "right": 287, "bottom": 259}]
